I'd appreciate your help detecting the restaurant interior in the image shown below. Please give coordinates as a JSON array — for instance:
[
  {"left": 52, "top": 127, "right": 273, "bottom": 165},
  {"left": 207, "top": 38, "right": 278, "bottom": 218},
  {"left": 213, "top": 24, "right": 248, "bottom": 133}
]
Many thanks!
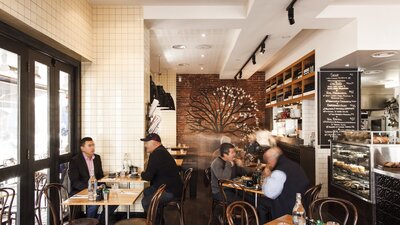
[{"left": 0, "top": 0, "right": 400, "bottom": 225}]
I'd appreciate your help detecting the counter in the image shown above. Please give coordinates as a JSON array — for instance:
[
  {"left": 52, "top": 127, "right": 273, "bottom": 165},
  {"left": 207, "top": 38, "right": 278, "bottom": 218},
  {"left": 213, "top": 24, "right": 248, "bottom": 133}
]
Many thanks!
[{"left": 276, "top": 137, "right": 316, "bottom": 185}]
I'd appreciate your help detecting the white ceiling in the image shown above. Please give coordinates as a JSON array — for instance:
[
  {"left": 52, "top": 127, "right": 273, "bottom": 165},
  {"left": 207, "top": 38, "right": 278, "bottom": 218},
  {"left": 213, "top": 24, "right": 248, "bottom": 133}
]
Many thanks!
[
  {"left": 90, "top": 0, "right": 247, "bottom": 6},
  {"left": 322, "top": 50, "right": 400, "bottom": 87},
  {"left": 90, "top": 0, "right": 400, "bottom": 79}
]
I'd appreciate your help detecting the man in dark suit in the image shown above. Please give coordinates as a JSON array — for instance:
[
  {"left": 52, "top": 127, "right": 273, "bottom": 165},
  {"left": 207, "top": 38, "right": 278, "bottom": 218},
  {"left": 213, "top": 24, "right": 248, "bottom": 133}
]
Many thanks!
[{"left": 69, "top": 137, "right": 117, "bottom": 223}]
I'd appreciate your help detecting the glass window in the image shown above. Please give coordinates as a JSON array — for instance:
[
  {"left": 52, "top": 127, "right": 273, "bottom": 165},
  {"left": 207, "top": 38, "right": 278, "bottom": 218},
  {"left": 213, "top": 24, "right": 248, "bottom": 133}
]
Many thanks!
[
  {"left": 59, "top": 71, "right": 70, "bottom": 155},
  {"left": 0, "top": 48, "right": 19, "bottom": 168},
  {"left": 34, "top": 62, "right": 49, "bottom": 160}
]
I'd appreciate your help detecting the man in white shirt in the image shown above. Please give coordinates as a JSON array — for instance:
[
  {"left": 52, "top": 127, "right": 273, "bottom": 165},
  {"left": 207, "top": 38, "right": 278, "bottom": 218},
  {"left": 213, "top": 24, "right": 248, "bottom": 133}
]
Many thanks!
[{"left": 258, "top": 147, "right": 309, "bottom": 223}]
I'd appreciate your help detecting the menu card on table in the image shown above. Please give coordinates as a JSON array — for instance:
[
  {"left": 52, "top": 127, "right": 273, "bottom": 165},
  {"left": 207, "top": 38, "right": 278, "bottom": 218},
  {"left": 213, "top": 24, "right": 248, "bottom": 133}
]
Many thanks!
[{"left": 318, "top": 70, "right": 361, "bottom": 147}]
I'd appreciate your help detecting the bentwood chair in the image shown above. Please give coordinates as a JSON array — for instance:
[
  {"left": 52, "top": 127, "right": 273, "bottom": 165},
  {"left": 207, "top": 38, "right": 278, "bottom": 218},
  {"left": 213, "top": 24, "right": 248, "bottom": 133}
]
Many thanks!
[
  {"left": 208, "top": 179, "right": 246, "bottom": 225},
  {"left": 0, "top": 187, "right": 15, "bottom": 225},
  {"left": 308, "top": 197, "right": 358, "bottom": 225},
  {"left": 42, "top": 183, "right": 99, "bottom": 225},
  {"left": 34, "top": 172, "right": 48, "bottom": 225},
  {"left": 161, "top": 168, "right": 193, "bottom": 225},
  {"left": 303, "top": 183, "right": 322, "bottom": 215},
  {"left": 115, "top": 184, "right": 166, "bottom": 225},
  {"left": 226, "top": 201, "right": 259, "bottom": 225}
]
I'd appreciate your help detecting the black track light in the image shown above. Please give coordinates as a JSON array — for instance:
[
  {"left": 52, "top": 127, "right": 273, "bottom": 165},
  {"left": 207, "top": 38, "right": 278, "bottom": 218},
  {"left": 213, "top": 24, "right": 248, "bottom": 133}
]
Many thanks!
[
  {"left": 260, "top": 42, "right": 266, "bottom": 54},
  {"left": 286, "top": 0, "right": 297, "bottom": 25},
  {"left": 252, "top": 55, "right": 256, "bottom": 65},
  {"left": 288, "top": 7, "right": 295, "bottom": 25}
]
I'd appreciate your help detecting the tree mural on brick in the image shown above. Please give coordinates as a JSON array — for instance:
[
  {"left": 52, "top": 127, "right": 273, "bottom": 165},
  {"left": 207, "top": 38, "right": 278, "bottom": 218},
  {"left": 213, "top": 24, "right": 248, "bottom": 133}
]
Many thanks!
[{"left": 187, "top": 86, "right": 259, "bottom": 137}]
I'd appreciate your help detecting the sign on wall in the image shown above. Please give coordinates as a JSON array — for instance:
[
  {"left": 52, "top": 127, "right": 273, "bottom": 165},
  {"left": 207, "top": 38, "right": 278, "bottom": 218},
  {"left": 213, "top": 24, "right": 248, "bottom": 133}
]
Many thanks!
[{"left": 318, "top": 69, "right": 361, "bottom": 148}]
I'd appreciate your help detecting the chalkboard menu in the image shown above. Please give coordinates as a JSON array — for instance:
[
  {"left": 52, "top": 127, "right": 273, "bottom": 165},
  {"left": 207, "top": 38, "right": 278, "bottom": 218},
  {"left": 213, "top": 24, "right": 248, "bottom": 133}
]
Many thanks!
[{"left": 318, "top": 70, "right": 360, "bottom": 147}]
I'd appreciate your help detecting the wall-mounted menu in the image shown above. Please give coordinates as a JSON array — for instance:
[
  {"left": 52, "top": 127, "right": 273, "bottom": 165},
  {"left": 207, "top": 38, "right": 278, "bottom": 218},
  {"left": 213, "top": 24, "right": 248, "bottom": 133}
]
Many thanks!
[{"left": 318, "top": 70, "right": 360, "bottom": 147}]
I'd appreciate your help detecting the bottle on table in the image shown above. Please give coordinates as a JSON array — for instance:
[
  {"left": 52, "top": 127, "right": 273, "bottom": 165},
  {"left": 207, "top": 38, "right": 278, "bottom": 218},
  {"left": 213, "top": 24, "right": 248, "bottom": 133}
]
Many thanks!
[
  {"left": 88, "top": 175, "right": 98, "bottom": 201},
  {"left": 292, "top": 193, "right": 306, "bottom": 225}
]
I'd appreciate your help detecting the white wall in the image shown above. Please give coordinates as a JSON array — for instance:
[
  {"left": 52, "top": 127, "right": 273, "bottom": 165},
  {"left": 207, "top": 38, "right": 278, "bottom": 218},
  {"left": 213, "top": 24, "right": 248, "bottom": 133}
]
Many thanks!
[
  {"left": 81, "top": 5, "right": 149, "bottom": 211},
  {"left": 0, "top": 0, "right": 93, "bottom": 60}
]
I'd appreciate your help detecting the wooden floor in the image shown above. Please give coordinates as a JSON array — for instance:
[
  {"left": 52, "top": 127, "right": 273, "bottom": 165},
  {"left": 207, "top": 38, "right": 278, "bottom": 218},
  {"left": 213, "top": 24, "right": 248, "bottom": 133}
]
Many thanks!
[{"left": 163, "top": 168, "right": 215, "bottom": 225}]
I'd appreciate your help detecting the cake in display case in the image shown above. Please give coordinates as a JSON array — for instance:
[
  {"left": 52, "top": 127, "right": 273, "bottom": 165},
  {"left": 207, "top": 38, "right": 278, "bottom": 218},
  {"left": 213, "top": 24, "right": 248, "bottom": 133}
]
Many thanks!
[{"left": 330, "top": 131, "right": 398, "bottom": 202}]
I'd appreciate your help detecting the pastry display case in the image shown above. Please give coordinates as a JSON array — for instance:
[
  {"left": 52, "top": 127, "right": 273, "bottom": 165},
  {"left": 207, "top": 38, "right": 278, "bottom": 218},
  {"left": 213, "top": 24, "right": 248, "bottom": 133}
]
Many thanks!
[{"left": 330, "top": 131, "right": 398, "bottom": 202}]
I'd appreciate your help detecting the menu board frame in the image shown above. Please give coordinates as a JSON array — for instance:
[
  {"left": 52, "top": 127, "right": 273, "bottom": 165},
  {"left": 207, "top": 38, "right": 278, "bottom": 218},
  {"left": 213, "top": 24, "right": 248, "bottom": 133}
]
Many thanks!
[{"left": 318, "top": 69, "right": 361, "bottom": 148}]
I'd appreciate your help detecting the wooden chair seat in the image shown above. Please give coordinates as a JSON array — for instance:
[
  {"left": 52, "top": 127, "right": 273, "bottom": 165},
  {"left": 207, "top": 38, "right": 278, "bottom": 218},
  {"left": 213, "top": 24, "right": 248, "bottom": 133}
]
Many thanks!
[
  {"left": 114, "top": 218, "right": 146, "bottom": 225},
  {"left": 65, "top": 218, "right": 99, "bottom": 225}
]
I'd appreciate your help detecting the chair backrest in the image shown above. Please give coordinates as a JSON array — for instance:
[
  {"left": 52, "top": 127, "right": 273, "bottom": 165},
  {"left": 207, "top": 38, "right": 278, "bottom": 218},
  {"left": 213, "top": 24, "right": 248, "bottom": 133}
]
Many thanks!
[
  {"left": 309, "top": 197, "right": 358, "bottom": 225},
  {"left": 303, "top": 183, "right": 322, "bottom": 214},
  {"left": 204, "top": 167, "right": 211, "bottom": 187},
  {"left": 147, "top": 184, "right": 166, "bottom": 225},
  {"left": 35, "top": 173, "right": 48, "bottom": 206},
  {"left": 42, "top": 183, "right": 71, "bottom": 225},
  {"left": 226, "top": 201, "right": 259, "bottom": 225},
  {"left": 0, "top": 187, "right": 15, "bottom": 225},
  {"left": 181, "top": 168, "right": 193, "bottom": 203},
  {"left": 218, "top": 179, "right": 246, "bottom": 204}
]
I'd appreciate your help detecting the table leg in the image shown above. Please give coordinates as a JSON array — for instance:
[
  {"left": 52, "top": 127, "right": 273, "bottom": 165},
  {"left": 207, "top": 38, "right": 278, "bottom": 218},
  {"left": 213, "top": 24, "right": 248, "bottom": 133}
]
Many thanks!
[
  {"left": 127, "top": 182, "right": 130, "bottom": 219},
  {"left": 255, "top": 193, "right": 258, "bottom": 208},
  {"left": 105, "top": 205, "right": 109, "bottom": 225}
]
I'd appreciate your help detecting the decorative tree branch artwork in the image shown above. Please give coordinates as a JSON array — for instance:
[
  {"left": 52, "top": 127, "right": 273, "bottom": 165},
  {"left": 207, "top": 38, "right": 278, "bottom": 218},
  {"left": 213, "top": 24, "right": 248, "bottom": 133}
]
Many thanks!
[{"left": 187, "top": 86, "right": 259, "bottom": 137}]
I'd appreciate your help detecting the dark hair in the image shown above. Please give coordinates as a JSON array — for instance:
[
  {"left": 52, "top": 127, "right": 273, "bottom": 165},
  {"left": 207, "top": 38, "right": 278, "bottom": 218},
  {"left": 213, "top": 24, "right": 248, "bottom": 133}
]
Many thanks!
[
  {"left": 80, "top": 137, "right": 93, "bottom": 147},
  {"left": 219, "top": 143, "right": 235, "bottom": 156}
]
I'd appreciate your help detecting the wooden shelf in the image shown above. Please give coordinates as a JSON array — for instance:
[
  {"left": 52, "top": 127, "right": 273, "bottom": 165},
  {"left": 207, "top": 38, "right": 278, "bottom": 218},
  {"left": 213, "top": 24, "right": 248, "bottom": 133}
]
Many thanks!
[
  {"left": 302, "top": 72, "right": 315, "bottom": 80},
  {"left": 265, "top": 51, "right": 315, "bottom": 109}
]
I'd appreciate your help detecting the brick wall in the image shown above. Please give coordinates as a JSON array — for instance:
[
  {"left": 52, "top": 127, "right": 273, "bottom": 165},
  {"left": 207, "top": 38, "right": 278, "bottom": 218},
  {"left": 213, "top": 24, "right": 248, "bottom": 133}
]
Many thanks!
[{"left": 176, "top": 72, "right": 266, "bottom": 153}]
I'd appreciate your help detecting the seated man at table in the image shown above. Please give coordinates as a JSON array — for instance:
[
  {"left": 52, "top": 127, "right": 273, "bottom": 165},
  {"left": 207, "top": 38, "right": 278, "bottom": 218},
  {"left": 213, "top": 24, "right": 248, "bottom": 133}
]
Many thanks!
[
  {"left": 140, "top": 133, "right": 183, "bottom": 224},
  {"left": 210, "top": 143, "right": 248, "bottom": 202},
  {"left": 257, "top": 147, "right": 309, "bottom": 224},
  {"left": 69, "top": 137, "right": 118, "bottom": 224}
]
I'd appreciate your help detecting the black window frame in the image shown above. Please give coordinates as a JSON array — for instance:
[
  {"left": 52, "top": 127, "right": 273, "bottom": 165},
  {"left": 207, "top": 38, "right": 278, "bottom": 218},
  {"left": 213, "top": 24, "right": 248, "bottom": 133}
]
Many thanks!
[{"left": 0, "top": 20, "right": 81, "bottom": 225}]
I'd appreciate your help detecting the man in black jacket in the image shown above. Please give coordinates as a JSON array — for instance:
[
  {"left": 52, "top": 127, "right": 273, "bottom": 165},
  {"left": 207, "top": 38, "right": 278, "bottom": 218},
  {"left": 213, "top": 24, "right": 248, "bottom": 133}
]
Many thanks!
[
  {"left": 140, "top": 133, "right": 183, "bottom": 224},
  {"left": 69, "top": 137, "right": 117, "bottom": 223}
]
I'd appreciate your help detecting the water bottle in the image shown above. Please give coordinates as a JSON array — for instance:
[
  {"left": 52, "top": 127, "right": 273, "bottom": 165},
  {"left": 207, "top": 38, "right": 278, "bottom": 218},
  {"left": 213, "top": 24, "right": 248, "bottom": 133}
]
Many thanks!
[
  {"left": 292, "top": 193, "right": 306, "bottom": 225},
  {"left": 88, "top": 175, "right": 98, "bottom": 201}
]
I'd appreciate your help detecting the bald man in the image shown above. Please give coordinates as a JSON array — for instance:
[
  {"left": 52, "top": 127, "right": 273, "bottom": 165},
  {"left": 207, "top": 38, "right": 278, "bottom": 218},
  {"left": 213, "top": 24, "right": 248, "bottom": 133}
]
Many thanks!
[{"left": 257, "top": 147, "right": 309, "bottom": 223}]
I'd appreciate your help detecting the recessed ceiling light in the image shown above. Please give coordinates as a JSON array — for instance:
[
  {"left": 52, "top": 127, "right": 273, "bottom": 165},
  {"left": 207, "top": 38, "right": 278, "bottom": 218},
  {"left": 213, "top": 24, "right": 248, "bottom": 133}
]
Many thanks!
[
  {"left": 345, "top": 64, "right": 350, "bottom": 67},
  {"left": 178, "top": 63, "right": 189, "bottom": 67},
  {"left": 201, "top": 33, "right": 206, "bottom": 37},
  {"left": 371, "top": 51, "right": 398, "bottom": 58},
  {"left": 201, "top": 54, "right": 205, "bottom": 58},
  {"left": 196, "top": 44, "right": 212, "bottom": 49},
  {"left": 363, "top": 70, "right": 383, "bottom": 75},
  {"left": 172, "top": 45, "right": 186, "bottom": 49},
  {"left": 200, "top": 67, "right": 204, "bottom": 70}
]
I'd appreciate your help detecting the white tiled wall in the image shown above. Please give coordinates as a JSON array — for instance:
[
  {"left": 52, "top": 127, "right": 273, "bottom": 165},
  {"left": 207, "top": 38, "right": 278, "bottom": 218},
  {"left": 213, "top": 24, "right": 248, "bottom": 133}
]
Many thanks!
[
  {"left": 81, "top": 5, "right": 149, "bottom": 211},
  {"left": 0, "top": 0, "right": 93, "bottom": 60},
  {"left": 152, "top": 71, "right": 177, "bottom": 147},
  {"left": 302, "top": 99, "right": 316, "bottom": 145}
]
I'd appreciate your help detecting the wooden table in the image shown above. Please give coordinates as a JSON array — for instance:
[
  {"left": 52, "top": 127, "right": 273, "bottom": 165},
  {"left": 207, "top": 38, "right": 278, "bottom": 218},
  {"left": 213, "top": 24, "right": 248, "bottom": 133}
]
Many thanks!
[
  {"left": 222, "top": 181, "right": 263, "bottom": 207},
  {"left": 175, "top": 159, "right": 184, "bottom": 167},
  {"left": 265, "top": 215, "right": 292, "bottom": 225},
  {"left": 99, "top": 175, "right": 147, "bottom": 218},
  {"left": 63, "top": 188, "right": 143, "bottom": 225},
  {"left": 265, "top": 215, "right": 326, "bottom": 225}
]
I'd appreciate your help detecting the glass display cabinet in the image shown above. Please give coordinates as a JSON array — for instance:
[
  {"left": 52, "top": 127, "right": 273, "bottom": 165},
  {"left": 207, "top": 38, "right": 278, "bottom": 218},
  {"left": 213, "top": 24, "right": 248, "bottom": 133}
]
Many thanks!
[{"left": 330, "top": 131, "right": 398, "bottom": 202}]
